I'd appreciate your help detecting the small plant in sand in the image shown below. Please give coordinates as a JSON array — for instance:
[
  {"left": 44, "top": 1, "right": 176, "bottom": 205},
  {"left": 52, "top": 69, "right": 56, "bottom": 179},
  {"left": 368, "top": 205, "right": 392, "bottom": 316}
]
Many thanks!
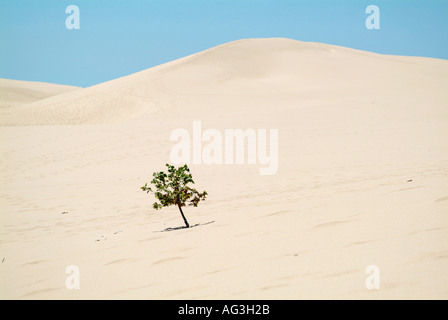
[{"left": 141, "top": 163, "right": 207, "bottom": 228}]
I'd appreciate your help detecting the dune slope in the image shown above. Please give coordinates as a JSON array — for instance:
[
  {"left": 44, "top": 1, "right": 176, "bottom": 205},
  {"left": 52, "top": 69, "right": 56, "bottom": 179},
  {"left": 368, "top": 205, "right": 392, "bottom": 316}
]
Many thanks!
[{"left": 0, "top": 78, "right": 80, "bottom": 108}]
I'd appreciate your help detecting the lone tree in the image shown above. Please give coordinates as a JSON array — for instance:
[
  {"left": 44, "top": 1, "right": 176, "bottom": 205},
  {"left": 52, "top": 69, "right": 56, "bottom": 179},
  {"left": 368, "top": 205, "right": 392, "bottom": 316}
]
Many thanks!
[{"left": 141, "top": 163, "right": 207, "bottom": 228}]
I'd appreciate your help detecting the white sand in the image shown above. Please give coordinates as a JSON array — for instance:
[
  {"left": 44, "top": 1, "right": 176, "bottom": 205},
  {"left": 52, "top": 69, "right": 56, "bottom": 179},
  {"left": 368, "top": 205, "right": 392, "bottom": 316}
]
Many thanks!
[
  {"left": 0, "top": 78, "right": 80, "bottom": 108},
  {"left": 0, "top": 38, "right": 447, "bottom": 299}
]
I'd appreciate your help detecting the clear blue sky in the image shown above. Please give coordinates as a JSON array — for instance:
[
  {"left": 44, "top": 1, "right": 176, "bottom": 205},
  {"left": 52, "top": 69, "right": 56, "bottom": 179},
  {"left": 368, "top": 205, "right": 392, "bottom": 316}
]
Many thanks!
[{"left": 1, "top": 0, "right": 447, "bottom": 87}]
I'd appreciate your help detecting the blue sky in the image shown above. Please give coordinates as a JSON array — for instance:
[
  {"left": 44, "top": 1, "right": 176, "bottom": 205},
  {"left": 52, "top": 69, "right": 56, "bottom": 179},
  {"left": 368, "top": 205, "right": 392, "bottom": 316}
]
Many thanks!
[{"left": 1, "top": 0, "right": 447, "bottom": 87}]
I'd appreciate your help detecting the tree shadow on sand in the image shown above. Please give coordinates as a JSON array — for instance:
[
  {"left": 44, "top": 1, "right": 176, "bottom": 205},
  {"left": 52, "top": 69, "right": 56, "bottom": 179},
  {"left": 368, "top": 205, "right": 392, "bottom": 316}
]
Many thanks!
[{"left": 156, "top": 220, "right": 216, "bottom": 233}]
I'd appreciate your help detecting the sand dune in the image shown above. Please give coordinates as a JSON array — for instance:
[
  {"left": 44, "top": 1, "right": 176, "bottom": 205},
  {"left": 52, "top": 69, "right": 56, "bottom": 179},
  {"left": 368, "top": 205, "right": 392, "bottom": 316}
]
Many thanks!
[
  {"left": 0, "top": 78, "right": 80, "bottom": 109},
  {"left": 2, "top": 38, "right": 447, "bottom": 126},
  {"left": 1, "top": 38, "right": 447, "bottom": 299}
]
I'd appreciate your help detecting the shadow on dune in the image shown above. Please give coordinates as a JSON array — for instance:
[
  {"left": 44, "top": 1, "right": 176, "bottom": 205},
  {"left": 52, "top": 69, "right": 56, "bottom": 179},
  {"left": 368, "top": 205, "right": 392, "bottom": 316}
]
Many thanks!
[{"left": 157, "top": 220, "right": 216, "bottom": 232}]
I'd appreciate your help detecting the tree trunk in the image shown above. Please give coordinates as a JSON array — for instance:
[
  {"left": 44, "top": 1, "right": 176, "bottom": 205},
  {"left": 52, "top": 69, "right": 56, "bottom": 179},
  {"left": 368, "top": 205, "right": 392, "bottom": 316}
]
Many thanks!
[{"left": 177, "top": 204, "right": 190, "bottom": 228}]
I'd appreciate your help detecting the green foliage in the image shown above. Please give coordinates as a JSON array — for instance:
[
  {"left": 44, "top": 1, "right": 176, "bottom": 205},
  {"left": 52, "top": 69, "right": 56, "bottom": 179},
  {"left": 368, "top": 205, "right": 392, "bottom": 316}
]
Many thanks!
[{"left": 141, "top": 163, "right": 208, "bottom": 211}]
